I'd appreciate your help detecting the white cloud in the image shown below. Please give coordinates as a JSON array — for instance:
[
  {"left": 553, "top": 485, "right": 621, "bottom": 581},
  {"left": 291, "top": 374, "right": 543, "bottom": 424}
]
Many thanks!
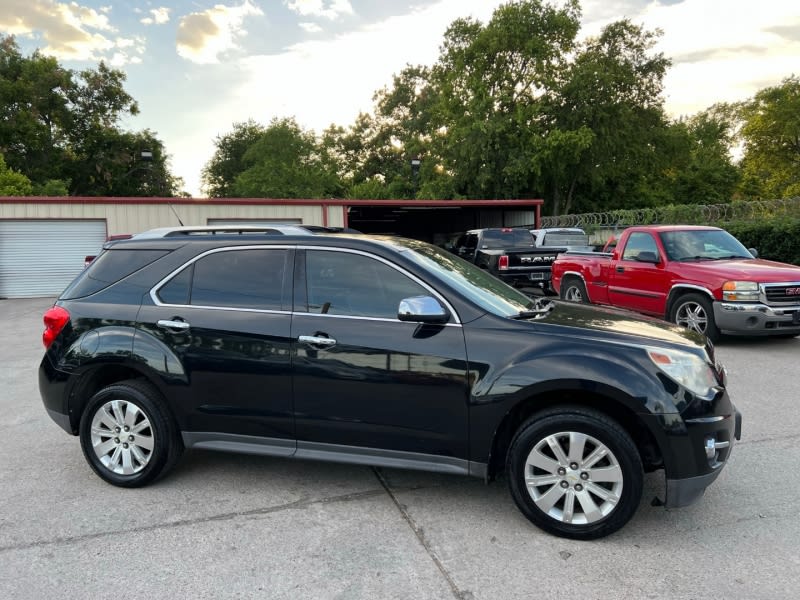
[
  {"left": 0, "top": 0, "right": 119, "bottom": 60},
  {"left": 580, "top": 0, "right": 800, "bottom": 116},
  {"left": 299, "top": 22, "right": 323, "bottom": 33},
  {"left": 176, "top": 0, "right": 263, "bottom": 64},
  {"left": 141, "top": 7, "right": 171, "bottom": 26},
  {"left": 285, "top": 0, "right": 354, "bottom": 20},
  {"left": 230, "top": 0, "right": 503, "bottom": 132}
]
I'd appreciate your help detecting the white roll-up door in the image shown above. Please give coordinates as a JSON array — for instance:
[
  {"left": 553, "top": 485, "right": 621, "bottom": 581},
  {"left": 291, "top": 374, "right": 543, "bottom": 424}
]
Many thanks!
[{"left": 0, "top": 220, "right": 107, "bottom": 298}]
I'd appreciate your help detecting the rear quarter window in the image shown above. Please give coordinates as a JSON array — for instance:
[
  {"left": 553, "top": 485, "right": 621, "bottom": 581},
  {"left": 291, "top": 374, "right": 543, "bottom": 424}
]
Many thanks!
[{"left": 61, "top": 249, "right": 169, "bottom": 299}]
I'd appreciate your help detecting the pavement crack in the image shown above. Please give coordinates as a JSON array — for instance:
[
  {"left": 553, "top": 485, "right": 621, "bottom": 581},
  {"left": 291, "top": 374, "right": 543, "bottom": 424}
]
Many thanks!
[
  {"left": 373, "top": 468, "right": 469, "bottom": 600},
  {"left": 0, "top": 487, "right": 387, "bottom": 554}
]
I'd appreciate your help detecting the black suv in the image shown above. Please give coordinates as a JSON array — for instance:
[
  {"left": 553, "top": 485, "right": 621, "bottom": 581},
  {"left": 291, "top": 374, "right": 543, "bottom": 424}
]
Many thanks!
[{"left": 39, "top": 226, "right": 741, "bottom": 539}]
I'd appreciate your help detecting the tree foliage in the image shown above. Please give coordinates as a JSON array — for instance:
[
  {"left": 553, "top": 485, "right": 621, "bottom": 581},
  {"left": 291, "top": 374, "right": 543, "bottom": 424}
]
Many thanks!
[
  {"left": 196, "top": 0, "right": 792, "bottom": 212},
  {"left": 0, "top": 35, "right": 180, "bottom": 196},
  {"left": 737, "top": 75, "right": 800, "bottom": 199},
  {"left": 0, "top": 153, "right": 33, "bottom": 195},
  {"left": 229, "top": 118, "right": 344, "bottom": 199}
]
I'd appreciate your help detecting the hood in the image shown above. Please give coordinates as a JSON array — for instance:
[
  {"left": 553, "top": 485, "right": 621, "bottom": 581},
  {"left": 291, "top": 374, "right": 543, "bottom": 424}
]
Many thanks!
[
  {"left": 679, "top": 258, "right": 800, "bottom": 282},
  {"left": 536, "top": 300, "right": 706, "bottom": 349}
]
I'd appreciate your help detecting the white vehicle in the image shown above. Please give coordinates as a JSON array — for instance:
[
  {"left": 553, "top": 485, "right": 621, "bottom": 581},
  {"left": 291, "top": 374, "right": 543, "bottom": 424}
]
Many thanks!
[{"left": 529, "top": 227, "right": 593, "bottom": 252}]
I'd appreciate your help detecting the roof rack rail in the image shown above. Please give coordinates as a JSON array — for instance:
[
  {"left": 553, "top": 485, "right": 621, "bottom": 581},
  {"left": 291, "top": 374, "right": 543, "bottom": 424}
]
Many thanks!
[{"left": 133, "top": 225, "right": 316, "bottom": 239}]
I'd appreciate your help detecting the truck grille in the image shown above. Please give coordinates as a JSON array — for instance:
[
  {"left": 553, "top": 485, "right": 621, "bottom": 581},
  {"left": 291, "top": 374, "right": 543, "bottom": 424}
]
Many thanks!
[{"left": 763, "top": 283, "right": 800, "bottom": 304}]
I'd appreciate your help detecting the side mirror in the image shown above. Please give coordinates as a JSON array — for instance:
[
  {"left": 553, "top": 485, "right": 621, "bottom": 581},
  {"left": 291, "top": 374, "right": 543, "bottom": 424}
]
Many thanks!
[
  {"left": 748, "top": 247, "right": 759, "bottom": 259},
  {"left": 636, "top": 251, "right": 660, "bottom": 264},
  {"left": 398, "top": 296, "right": 449, "bottom": 324}
]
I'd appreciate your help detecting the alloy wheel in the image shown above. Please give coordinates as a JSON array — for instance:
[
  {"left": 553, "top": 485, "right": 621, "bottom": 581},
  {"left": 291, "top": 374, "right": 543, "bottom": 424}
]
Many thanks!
[{"left": 524, "top": 431, "right": 623, "bottom": 525}]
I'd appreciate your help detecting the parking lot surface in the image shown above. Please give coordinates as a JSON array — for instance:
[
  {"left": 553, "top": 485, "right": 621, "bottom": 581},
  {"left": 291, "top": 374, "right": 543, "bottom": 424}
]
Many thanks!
[{"left": 1, "top": 297, "right": 799, "bottom": 599}]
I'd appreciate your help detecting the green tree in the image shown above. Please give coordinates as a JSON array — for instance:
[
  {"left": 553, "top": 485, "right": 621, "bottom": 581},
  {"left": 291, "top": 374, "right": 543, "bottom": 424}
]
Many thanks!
[
  {"left": 663, "top": 108, "right": 740, "bottom": 204},
  {"left": 430, "top": 0, "right": 582, "bottom": 201},
  {"left": 202, "top": 120, "right": 266, "bottom": 197},
  {"left": 544, "top": 19, "right": 672, "bottom": 214},
  {"left": 0, "top": 35, "right": 178, "bottom": 196},
  {"left": 232, "top": 117, "right": 344, "bottom": 198},
  {"left": 737, "top": 75, "right": 800, "bottom": 198},
  {"left": 0, "top": 153, "right": 33, "bottom": 195}
]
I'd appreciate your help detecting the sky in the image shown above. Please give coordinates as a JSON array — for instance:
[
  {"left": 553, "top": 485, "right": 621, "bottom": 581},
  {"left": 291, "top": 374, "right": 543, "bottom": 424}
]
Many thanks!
[{"left": 2, "top": 0, "right": 799, "bottom": 196}]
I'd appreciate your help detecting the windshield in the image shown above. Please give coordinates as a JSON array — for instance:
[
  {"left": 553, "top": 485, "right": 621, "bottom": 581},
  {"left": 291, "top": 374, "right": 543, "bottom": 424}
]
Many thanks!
[
  {"left": 659, "top": 229, "right": 753, "bottom": 261},
  {"left": 542, "top": 232, "right": 589, "bottom": 247},
  {"left": 397, "top": 240, "right": 536, "bottom": 317},
  {"left": 481, "top": 229, "right": 534, "bottom": 249}
]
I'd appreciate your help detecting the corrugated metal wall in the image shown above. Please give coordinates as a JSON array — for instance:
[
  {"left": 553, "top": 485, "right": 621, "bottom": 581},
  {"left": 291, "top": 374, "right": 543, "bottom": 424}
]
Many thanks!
[{"left": 0, "top": 202, "right": 333, "bottom": 236}]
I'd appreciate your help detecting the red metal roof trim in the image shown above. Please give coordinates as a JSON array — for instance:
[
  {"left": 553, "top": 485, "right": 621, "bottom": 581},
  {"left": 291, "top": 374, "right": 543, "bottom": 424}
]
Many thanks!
[{"left": 0, "top": 196, "right": 543, "bottom": 207}]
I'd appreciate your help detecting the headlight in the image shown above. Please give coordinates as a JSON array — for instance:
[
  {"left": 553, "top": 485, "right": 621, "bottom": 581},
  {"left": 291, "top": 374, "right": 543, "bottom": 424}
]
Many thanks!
[
  {"left": 722, "top": 281, "right": 759, "bottom": 301},
  {"left": 646, "top": 347, "right": 718, "bottom": 396}
]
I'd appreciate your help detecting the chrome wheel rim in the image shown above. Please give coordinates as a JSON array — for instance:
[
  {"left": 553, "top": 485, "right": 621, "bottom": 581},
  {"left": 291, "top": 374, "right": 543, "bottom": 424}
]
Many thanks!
[
  {"left": 564, "top": 285, "right": 583, "bottom": 302},
  {"left": 676, "top": 301, "right": 707, "bottom": 334},
  {"left": 90, "top": 400, "right": 155, "bottom": 475},
  {"left": 524, "top": 431, "right": 623, "bottom": 525}
]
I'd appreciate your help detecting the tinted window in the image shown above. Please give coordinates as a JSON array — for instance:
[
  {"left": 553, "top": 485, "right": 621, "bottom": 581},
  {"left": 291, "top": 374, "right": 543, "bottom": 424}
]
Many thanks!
[
  {"left": 61, "top": 249, "right": 169, "bottom": 299},
  {"left": 481, "top": 229, "right": 533, "bottom": 249},
  {"left": 157, "top": 266, "right": 192, "bottom": 305},
  {"left": 162, "top": 249, "right": 289, "bottom": 310},
  {"left": 305, "top": 251, "right": 427, "bottom": 319},
  {"left": 622, "top": 232, "right": 659, "bottom": 261}
]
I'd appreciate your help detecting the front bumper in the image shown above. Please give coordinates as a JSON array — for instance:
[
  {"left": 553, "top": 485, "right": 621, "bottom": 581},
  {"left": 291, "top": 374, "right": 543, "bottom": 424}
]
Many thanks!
[
  {"left": 665, "top": 409, "right": 742, "bottom": 507},
  {"left": 643, "top": 388, "right": 741, "bottom": 509},
  {"left": 714, "top": 301, "right": 800, "bottom": 336}
]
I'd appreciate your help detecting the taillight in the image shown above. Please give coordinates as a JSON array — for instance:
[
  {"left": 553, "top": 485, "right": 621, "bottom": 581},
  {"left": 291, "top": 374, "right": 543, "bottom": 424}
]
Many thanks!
[
  {"left": 43, "top": 306, "right": 70, "bottom": 349},
  {"left": 498, "top": 255, "right": 509, "bottom": 270}
]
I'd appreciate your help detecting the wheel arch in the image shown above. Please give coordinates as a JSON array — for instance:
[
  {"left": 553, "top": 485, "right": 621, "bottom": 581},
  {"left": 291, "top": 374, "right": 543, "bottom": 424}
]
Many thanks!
[
  {"left": 66, "top": 362, "right": 175, "bottom": 434},
  {"left": 486, "top": 388, "right": 663, "bottom": 481},
  {"left": 559, "top": 271, "right": 589, "bottom": 301},
  {"left": 665, "top": 284, "right": 715, "bottom": 319}
]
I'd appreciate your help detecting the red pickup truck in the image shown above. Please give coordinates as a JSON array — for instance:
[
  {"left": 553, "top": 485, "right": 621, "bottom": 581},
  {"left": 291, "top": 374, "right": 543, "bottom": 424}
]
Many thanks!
[{"left": 552, "top": 225, "right": 800, "bottom": 341}]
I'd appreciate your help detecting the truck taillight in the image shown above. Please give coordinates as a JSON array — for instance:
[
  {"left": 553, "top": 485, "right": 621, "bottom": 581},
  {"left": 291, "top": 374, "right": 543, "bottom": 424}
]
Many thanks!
[
  {"left": 498, "top": 255, "right": 509, "bottom": 270},
  {"left": 43, "top": 306, "right": 70, "bottom": 349}
]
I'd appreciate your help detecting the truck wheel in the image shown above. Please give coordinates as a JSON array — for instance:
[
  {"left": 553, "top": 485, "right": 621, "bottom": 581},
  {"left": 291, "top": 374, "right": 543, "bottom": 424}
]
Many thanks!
[
  {"left": 560, "top": 278, "right": 588, "bottom": 303},
  {"left": 79, "top": 379, "right": 183, "bottom": 487},
  {"left": 507, "top": 407, "right": 643, "bottom": 540},
  {"left": 670, "top": 293, "right": 720, "bottom": 342}
]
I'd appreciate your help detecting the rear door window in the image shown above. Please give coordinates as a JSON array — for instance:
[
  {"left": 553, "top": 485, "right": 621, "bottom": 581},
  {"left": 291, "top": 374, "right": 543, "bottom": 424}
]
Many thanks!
[{"left": 157, "top": 248, "right": 291, "bottom": 311}]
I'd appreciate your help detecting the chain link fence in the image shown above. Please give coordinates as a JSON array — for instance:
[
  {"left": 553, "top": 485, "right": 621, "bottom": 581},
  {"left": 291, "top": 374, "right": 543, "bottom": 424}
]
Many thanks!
[{"left": 540, "top": 197, "right": 800, "bottom": 230}]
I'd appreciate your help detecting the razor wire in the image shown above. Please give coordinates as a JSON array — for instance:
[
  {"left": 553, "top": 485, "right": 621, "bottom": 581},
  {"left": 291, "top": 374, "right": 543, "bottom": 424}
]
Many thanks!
[{"left": 540, "top": 197, "right": 800, "bottom": 229}]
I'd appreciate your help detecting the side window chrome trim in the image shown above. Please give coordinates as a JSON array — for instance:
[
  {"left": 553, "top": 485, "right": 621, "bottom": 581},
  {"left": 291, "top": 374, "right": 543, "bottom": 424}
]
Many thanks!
[
  {"left": 154, "top": 303, "right": 292, "bottom": 315},
  {"left": 150, "top": 244, "right": 294, "bottom": 308},
  {"left": 293, "top": 311, "right": 462, "bottom": 327},
  {"left": 298, "top": 245, "right": 462, "bottom": 324}
]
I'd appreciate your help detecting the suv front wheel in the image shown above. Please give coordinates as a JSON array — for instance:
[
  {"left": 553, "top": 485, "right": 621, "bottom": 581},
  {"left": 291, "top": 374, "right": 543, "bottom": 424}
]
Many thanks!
[
  {"left": 507, "top": 407, "right": 643, "bottom": 540},
  {"left": 79, "top": 380, "right": 183, "bottom": 487}
]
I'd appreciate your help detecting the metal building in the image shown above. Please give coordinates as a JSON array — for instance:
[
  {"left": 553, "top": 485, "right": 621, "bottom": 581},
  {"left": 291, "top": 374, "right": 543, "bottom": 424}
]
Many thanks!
[{"left": 0, "top": 196, "right": 542, "bottom": 298}]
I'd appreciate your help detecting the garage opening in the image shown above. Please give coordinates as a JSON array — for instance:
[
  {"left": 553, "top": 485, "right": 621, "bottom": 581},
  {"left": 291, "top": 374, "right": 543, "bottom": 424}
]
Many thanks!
[
  {"left": 0, "top": 220, "right": 107, "bottom": 298},
  {"left": 344, "top": 200, "right": 542, "bottom": 246}
]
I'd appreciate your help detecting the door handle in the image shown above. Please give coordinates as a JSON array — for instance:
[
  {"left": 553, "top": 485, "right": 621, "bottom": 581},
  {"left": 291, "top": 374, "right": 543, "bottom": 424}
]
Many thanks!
[
  {"left": 615, "top": 266, "right": 625, "bottom": 273},
  {"left": 157, "top": 319, "right": 190, "bottom": 331},
  {"left": 298, "top": 335, "right": 337, "bottom": 348}
]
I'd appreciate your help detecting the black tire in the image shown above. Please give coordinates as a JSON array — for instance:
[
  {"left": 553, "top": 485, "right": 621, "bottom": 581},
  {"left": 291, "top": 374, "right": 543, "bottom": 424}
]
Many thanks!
[
  {"left": 669, "top": 293, "right": 720, "bottom": 342},
  {"left": 507, "top": 407, "right": 643, "bottom": 540},
  {"left": 560, "top": 277, "right": 588, "bottom": 303},
  {"left": 79, "top": 379, "right": 183, "bottom": 487}
]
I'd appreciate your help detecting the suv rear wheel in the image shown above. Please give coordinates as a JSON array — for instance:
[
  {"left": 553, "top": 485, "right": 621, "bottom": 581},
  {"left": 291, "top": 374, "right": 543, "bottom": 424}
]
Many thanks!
[
  {"left": 507, "top": 407, "right": 643, "bottom": 540},
  {"left": 79, "top": 380, "right": 183, "bottom": 487}
]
